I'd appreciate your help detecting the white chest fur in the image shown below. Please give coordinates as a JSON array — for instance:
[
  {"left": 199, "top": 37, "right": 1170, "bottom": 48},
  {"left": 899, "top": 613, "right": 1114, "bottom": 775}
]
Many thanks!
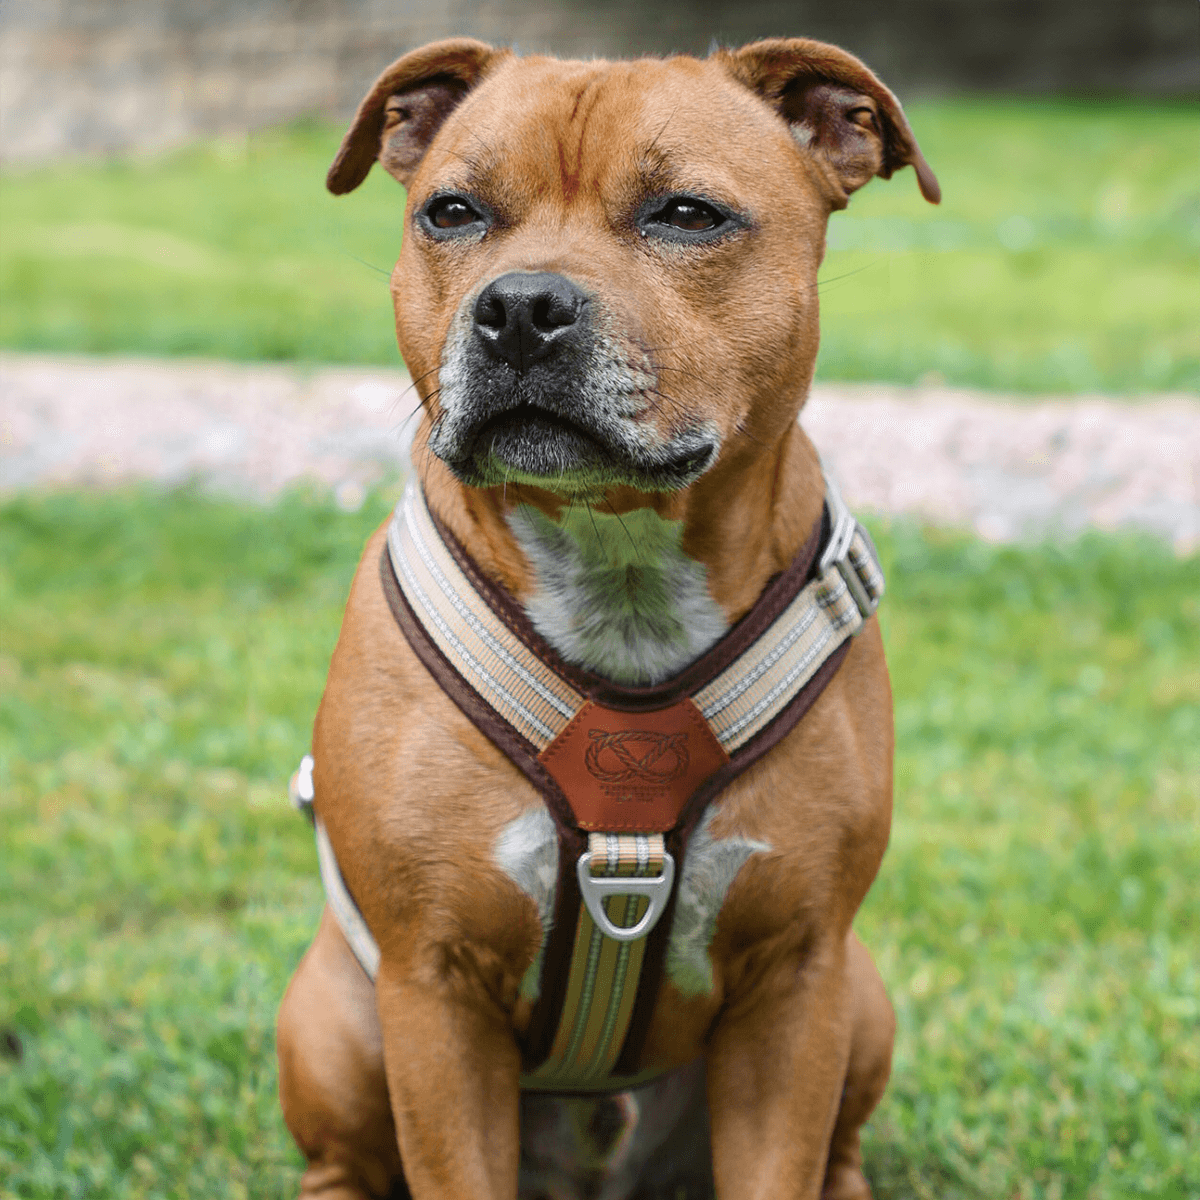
[{"left": 506, "top": 503, "right": 728, "bottom": 686}]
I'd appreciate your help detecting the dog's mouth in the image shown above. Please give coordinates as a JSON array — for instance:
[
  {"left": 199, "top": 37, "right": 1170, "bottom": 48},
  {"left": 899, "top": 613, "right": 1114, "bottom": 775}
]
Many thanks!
[
  {"left": 439, "top": 402, "right": 717, "bottom": 494},
  {"left": 477, "top": 404, "right": 607, "bottom": 469}
]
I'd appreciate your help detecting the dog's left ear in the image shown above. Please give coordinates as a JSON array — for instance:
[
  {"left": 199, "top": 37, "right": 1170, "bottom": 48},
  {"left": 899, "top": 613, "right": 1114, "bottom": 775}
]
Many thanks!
[
  {"left": 327, "top": 38, "right": 507, "bottom": 195},
  {"left": 722, "top": 38, "right": 940, "bottom": 207}
]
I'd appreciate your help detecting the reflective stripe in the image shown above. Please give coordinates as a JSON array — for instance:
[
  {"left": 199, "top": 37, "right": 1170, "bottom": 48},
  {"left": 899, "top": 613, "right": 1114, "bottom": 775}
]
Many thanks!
[{"left": 700, "top": 572, "right": 862, "bottom": 745}]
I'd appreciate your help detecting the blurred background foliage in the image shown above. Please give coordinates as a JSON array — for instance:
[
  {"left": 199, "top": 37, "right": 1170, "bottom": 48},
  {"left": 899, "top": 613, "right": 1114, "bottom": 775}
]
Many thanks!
[{"left": 2, "top": 100, "right": 1198, "bottom": 393}]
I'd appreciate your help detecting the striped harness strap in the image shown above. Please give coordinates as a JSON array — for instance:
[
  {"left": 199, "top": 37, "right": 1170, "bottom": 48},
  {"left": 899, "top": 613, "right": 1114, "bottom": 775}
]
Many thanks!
[{"left": 294, "top": 471, "right": 884, "bottom": 1091}]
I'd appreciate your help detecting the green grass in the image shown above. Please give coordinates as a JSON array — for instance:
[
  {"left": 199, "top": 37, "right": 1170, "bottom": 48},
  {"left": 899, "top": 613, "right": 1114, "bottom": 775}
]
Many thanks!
[
  {"left": 1, "top": 100, "right": 1197, "bottom": 393},
  {"left": 0, "top": 488, "right": 1196, "bottom": 1197},
  {"left": 0, "top": 122, "right": 404, "bottom": 369}
]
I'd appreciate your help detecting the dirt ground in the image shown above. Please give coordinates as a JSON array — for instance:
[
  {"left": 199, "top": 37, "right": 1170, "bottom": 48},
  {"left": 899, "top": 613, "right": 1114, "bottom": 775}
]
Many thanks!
[{"left": 2, "top": 352, "right": 1197, "bottom": 555}]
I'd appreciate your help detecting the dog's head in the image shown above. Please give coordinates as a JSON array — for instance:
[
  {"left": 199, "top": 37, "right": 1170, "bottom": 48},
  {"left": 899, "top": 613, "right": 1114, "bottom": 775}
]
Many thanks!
[{"left": 329, "top": 38, "right": 938, "bottom": 501}]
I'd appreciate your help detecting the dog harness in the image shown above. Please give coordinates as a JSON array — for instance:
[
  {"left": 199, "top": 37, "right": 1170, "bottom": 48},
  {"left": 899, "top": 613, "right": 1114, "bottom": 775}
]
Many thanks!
[{"left": 292, "top": 470, "right": 884, "bottom": 1091}]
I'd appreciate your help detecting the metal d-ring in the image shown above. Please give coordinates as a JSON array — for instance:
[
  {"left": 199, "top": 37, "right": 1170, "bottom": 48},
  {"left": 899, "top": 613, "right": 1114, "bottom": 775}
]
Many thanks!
[{"left": 576, "top": 850, "right": 676, "bottom": 943}]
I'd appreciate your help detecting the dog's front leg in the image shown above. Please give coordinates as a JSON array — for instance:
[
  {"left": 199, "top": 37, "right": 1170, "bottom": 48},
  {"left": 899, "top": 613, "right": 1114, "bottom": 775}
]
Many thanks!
[
  {"left": 707, "top": 933, "right": 855, "bottom": 1200},
  {"left": 375, "top": 961, "right": 522, "bottom": 1198}
]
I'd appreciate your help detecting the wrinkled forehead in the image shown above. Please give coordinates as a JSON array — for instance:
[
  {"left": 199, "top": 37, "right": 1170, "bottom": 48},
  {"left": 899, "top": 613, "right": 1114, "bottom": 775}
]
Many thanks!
[{"left": 413, "top": 55, "right": 795, "bottom": 205}]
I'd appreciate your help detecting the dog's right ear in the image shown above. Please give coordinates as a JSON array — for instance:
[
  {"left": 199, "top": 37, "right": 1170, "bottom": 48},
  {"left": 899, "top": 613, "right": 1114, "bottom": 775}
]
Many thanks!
[
  {"left": 327, "top": 39, "right": 506, "bottom": 195},
  {"left": 722, "top": 38, "right": 940, "bottom": 208}
]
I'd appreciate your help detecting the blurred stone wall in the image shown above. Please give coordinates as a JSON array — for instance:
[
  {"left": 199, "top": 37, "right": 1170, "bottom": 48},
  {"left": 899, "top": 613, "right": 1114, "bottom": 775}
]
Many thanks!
[{"left": 1, "top": 0, "right": 1195, "bottom": 162}]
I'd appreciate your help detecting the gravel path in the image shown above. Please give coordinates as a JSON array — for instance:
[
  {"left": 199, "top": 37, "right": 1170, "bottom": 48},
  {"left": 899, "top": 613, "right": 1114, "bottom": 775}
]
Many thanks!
[{"left": 3, "top": 352, "right": 1197, "bottom": 554}]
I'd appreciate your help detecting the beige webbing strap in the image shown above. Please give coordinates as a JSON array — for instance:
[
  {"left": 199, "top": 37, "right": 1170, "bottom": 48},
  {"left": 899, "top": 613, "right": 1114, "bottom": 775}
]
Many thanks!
[
  {"left": 521, "top": 833, "right": 670, "bottom": 1092},
  {"left": 386, "top": 484, "right": 583, "bottom": 750}
]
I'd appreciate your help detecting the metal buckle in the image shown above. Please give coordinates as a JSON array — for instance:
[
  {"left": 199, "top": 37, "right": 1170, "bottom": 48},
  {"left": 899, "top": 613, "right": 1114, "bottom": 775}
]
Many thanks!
[
  {"left": 576, "top": 850, "right": 676, "bottom": 943},
  {"left": 817, "top": 472, "right": 876, "bottom": 622},
  {"left": 289, "top": 753, "right": 315, "bottom": 823}
]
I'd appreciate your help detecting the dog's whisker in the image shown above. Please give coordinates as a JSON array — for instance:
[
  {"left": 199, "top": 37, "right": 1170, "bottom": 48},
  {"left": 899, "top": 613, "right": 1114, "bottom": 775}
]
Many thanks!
[
  {"left": 651, "top": 364, "right": 714, "bottom": 388},
  {"left": 439, "top": 141, "right": 489, "bottom": 174},
  {"left": 637, "top": 388, "right": 667, "bottom": 418},
  {"left": 394, "top": 400, "right": 429, "bottom": 443},
  {"left": 418, "top": 409, "right": 446, "bottom": 490},
  {"left": 395, "top": 385, "right": 441, "bottom": 447},
  {"left": 814, "top": 259, "right": 886, "bottom": 294},
  {"left": 339, "top": 251, "right": 393, "bottom": 280},
  {"left": 388, "top": 366, "right": 444, "bottom": 425},
  {"left": 582, "top": 498, "right": 604, "bottom": 555},
  {"left": 602, "top": 496, "right": 644, "bottom": 565},
  {"left": 643, "top": 105, "right": 680, "bottom": 160},
  {"left": 732, "top": 418, "right": 769, "bottom": 449}
]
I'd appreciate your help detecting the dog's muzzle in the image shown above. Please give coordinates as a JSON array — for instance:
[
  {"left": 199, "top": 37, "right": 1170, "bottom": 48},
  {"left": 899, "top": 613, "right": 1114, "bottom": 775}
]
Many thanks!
[{"left": 427, "top": 271, "right": 719, "bottom": 493}]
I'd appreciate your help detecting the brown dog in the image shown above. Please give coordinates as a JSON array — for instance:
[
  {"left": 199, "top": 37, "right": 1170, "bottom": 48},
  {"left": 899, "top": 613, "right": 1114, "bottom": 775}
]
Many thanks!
[{"left": 277, "top": 36, "right": 938, "bottom": 1200}]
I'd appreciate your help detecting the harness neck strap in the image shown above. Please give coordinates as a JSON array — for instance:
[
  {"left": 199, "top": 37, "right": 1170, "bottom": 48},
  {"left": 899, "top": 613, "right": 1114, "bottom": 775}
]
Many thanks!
[{"left": 385, "top": 476, "right": 880, "bottom": 769}]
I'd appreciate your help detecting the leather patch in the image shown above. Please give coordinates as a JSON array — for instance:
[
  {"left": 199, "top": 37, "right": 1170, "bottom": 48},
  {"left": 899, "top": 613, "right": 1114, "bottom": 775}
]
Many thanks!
[{"left": 539, "top": 699, "right": 729, "bottom": 833}]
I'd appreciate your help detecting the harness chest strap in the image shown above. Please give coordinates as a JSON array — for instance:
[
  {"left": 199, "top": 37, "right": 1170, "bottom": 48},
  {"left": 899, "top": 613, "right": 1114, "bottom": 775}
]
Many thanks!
[{"left": 294, "top": 472, "right": 884, "bottom": 1091}]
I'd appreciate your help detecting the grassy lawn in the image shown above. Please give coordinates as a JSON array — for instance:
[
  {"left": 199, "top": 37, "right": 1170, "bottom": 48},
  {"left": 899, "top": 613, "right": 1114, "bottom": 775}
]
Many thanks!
[
  {"left": 1, "top": 100, "right": 1197, "bottom": 394},
  {"left": 0, "top": 486, "right": 1196, "bottom": 1198}
]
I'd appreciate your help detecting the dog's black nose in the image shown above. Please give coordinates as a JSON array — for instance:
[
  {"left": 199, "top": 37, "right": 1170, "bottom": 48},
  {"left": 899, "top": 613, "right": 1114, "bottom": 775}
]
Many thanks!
[{"left": 473, "top": 272, "right": 586, "bottom": 372}]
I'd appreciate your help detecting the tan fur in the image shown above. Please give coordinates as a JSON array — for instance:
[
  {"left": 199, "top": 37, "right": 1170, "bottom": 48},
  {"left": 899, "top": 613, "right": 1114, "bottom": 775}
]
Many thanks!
[{"left": 277, "top": 35, "right": 936, "bottom": 1199}]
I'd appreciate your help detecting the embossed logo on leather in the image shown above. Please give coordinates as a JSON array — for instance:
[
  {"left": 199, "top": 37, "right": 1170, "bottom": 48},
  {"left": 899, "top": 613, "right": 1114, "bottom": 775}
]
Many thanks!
[
  {"left": 583, "top": 729, "right": 690, "bottom": 786},
  {"left": 539, "top": 699, "right": 729, "bottom": 832}
]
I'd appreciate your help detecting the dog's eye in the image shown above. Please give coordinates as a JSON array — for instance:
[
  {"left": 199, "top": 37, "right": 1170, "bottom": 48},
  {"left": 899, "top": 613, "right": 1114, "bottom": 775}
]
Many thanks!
[
  {"left": 637, "top": 195, "right": 737, "bottom": 242},
  {"left": 426, "top": 196, "right": 481, "bottom": 229},
  {"left": 654, "top": 199, "right": 724, "bottom": 233}
]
